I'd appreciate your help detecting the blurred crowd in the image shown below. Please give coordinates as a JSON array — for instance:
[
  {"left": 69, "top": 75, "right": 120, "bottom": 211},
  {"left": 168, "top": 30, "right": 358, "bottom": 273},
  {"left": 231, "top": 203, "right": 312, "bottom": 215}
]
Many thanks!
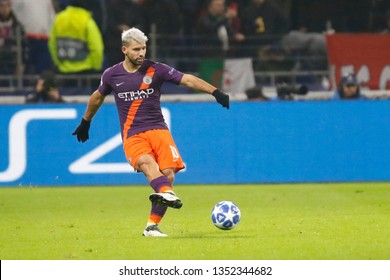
[{"left": 1, "top": 0, "right": 390, "bottom": 102}]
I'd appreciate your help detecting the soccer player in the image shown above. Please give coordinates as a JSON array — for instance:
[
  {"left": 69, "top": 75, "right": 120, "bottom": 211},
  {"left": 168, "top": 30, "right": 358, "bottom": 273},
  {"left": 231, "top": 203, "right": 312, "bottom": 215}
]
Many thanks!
[{"left": 72, "top": 27, "right": 229, "bottom": 237}]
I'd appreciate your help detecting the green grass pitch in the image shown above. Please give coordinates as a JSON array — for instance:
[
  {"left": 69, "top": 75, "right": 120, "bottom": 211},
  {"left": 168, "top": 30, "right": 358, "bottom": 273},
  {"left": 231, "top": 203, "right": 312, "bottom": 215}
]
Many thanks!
[{"left": 0, "top": 183, "right": 389, "bottom": 260}]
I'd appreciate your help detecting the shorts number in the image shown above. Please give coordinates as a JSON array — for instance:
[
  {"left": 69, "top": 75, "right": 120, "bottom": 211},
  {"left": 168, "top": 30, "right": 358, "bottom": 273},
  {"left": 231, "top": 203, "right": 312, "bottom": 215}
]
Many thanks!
[{"left": 169, "top": 145, "right": 180, "bottom": 159}]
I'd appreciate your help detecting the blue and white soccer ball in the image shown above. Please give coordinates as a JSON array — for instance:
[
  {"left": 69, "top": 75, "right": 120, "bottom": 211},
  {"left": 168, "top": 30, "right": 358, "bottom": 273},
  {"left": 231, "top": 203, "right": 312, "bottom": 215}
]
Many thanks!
[{"left": 211, "top": 201, "right": 241, "bottom": 230}]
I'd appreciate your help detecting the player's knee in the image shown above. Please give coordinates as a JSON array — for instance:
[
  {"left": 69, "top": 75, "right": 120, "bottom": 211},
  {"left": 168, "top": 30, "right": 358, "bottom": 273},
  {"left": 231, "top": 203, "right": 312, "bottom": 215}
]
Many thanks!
[
  {"left": 136, "top": 155, "right": 155, "bottom": 172},
  {"left": 136, "top": 157, "right": 161, "bottom": 181}
]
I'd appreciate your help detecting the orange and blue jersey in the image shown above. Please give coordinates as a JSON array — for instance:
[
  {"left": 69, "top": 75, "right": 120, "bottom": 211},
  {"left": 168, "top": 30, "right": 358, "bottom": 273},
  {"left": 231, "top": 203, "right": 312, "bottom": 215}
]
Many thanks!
[{"left": 98, "top": 60, "right": 184, "bottom": 139}]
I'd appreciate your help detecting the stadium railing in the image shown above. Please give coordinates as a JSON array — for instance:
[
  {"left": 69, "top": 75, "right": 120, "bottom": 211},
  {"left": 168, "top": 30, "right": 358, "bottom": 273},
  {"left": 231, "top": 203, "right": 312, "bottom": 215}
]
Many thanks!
[{"left": 0, "top": 30, "right": 332, "bottom": 103}]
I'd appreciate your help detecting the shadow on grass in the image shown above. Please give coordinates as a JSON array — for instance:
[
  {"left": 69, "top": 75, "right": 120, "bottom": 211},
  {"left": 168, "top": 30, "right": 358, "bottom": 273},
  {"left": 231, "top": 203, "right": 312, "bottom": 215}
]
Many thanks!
[{"left": 170, "top": 233, "right": 256, "bottom": 239}]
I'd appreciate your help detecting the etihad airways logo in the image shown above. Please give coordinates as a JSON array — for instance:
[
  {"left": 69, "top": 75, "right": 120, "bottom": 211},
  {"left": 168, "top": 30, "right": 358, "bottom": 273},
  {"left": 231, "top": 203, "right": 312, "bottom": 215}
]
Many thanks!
[{"left": 117, "top": 88, "right": 154, "bottom": 101}]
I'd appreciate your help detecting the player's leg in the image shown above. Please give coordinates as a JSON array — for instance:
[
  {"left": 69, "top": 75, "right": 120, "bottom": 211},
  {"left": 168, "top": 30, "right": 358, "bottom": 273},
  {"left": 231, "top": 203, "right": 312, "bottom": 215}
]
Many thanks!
[
  {"left": 150, "top": 167, "right": 180, "bottom": 206},
  {"left": 124, "top": 132, "right": 184, "bottom": 236},
  {"left": 143, "top": 172, "right": 181, "bottom": 236},
  {"left": 146, "top": 129, "right": 184, "bottom": 209},
  {"left": 162, "top": 168, "right": 175, "bottom": 185},
  {"left": 141, "top": 130, "right": 185, "bottom": 236},
  {"left": 135, "top": 154, "right": 181, "bottom": 207},
  {"left": 132, "top": 154, "right": 178, "bottom": 237},
  {"left": 136, "top": 157, "right": 180, "bottom": 237},
  {"left": 135, "top": 158, "right": 173, "bottom": 236},
  {"left": 123, "top": 134, "right": 170, "bottom": 236},
  {"left": 135, "top": 154, "right": 166, "bottom": 183}
]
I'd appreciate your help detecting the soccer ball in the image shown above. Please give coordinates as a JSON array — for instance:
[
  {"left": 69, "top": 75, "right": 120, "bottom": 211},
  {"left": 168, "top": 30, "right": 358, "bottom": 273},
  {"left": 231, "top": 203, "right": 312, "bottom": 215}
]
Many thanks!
[{"left": 211, "top": 201, "right": 241, "bottom": 230}]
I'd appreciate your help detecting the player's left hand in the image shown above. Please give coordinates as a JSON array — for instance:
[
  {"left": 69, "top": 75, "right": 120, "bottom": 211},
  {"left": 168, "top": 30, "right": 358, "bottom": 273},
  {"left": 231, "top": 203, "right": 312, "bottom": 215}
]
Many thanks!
[{"left": 212, "top": 89, "right": 230, "bottom": 109}]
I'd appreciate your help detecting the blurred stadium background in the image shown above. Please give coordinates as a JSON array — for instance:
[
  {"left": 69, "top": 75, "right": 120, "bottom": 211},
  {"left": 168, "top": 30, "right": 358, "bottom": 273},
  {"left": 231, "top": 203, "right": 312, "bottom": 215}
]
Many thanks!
[
  {"left": 1, "top": 0, "right": 390, "bottom": 263},
  {"left": 1, "top": 0, "right": 390, "bottom": 186}
]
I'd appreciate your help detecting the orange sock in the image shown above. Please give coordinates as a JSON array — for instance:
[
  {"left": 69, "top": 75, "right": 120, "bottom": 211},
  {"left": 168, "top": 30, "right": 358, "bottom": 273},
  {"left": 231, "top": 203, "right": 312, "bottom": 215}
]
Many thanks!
[{"left": 148, "top": 214, "right": 163, "bottom": 224}]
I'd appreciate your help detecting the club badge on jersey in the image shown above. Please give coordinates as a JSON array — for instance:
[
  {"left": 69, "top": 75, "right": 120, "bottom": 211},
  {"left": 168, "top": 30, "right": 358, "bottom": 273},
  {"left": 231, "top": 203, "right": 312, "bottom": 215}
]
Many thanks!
[{"left": 143, "top": 76, "right": 152, "bottom": 85}]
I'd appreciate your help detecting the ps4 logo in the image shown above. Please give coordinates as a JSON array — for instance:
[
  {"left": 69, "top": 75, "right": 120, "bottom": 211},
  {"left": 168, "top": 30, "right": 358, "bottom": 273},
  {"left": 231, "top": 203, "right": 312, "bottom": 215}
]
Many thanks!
[{"left": 0, "top": 108, "right": 171, "bottom": 183}]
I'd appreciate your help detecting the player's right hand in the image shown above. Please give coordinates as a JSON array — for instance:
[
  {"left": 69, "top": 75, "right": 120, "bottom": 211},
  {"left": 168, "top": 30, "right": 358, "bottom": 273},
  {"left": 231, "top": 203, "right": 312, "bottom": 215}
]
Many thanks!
[
  {"left": 72, "top": 118, "right": 91, "bottom": 142},
  {"left": 212, "top": 89, "right": 230, "bottom": 109}
]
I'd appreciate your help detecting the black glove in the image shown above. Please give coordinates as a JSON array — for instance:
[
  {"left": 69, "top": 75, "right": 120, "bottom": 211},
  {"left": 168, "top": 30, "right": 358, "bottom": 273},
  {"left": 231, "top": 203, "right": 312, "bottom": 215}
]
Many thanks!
[
  {"left": 72, "top": 118, "right": 91, "bottom": 142},
  {"left": 212, "top": 89, "right": 230, "bottom": 109}
]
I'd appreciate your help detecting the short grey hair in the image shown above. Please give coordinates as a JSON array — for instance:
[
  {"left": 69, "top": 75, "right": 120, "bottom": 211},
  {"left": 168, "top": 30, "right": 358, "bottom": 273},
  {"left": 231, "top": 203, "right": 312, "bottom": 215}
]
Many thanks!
[{"left": 121, "top": 28, "right": 148, "bottom": 45}]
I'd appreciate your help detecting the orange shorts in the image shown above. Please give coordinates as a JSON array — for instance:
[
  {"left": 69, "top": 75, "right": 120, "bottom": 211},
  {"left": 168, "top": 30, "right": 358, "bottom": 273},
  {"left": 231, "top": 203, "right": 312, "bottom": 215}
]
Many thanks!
[{"left": 123, "top": 129, "right": 185, "bottom": 173}]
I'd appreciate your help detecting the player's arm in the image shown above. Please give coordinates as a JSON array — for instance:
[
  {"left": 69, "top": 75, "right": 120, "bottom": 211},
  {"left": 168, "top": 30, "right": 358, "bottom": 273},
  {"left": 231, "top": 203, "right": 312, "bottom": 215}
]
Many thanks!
[
  {"left": 72, "top": 90, "right": 106, "bottom": 142},
  {"left": 83, "top": 90, "right": 106, "bottom": 121},
  {"left": 180, "top": 74, "right": 229, "bottom": 109}
]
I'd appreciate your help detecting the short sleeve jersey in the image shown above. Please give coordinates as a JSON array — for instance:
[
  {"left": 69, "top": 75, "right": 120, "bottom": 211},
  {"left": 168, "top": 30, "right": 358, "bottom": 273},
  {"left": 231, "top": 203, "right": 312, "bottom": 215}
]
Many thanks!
[{"left": 98, "top": 60, "right": 184, "bottom": 139}]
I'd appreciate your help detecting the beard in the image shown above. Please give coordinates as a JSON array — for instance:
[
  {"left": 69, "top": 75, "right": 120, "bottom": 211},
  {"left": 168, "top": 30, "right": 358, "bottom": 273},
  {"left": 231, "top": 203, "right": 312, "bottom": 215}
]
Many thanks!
[{"left": 126, "top": 54, "right": 143, "bottom": 66}]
